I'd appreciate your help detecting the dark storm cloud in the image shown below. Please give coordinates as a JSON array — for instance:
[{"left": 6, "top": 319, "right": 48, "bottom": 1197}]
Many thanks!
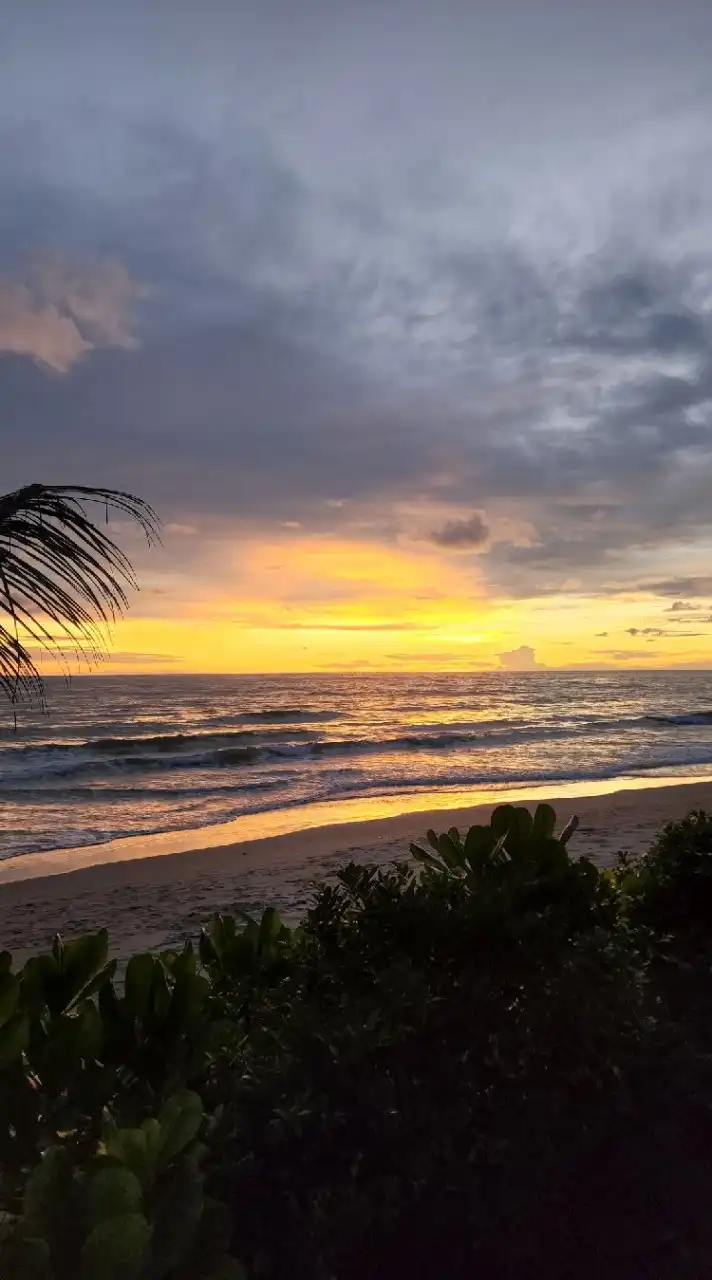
[
  {"left": 4, "top": 0, "right": 712, "bottom": 598},
  {"left": 427, "top": 513, "right": 489, "bottom": 549},
  {"left": 563, "top": 269, "right": 708, "bottom": 356},
  {"left": 645, "top": 579, "right": 712, "bottom": 598}
]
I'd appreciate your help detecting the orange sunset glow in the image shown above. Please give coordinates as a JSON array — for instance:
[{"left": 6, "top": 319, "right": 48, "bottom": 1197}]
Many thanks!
[{"left": 26, "top": 526, "right": 712, "bottom": 676}]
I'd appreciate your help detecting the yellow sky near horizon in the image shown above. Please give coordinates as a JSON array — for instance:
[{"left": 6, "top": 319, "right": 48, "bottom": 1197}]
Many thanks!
[{"left": 22, "top": 531, "right": 712, "bottom": 675}]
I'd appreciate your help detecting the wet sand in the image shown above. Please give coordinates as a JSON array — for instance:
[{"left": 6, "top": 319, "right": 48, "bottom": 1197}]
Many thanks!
[{"left": 0, "top": 779, "right": 710, "bottom": 962}]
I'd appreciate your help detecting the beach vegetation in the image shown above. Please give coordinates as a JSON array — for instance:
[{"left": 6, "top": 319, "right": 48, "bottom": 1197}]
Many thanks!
[{"left": 1, "top": 803, "right": 712, "bottom": 1277}]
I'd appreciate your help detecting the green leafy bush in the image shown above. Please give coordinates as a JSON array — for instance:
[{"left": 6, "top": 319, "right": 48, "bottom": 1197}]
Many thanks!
[
  {"left": 0, "top": 929, "right": 240, "bottom": 1190},
  {"left": 0, "top": 1090, "right": 240, "bottom": 1279},
  {"left": 618, "top": 808, "right": 712, "bottom": 937},
  {"left": 0, "top": 904, "right": 294, "bottom": 1277},
  {"left": 3, "top": 802, "right": 712, "bottom": 1278},
  {"left": 205, "top": 806, "right": 644, "bottom": 1277}
]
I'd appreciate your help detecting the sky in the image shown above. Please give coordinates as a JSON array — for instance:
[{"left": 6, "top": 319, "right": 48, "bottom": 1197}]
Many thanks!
[{"left": 4, "top": 0, "right": 712, "bottom": 673}]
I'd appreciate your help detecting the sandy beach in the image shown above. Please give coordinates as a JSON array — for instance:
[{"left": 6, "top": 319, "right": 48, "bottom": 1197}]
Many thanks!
[{"left": 0, "top": 778, "right": 710, "bottom": 962}]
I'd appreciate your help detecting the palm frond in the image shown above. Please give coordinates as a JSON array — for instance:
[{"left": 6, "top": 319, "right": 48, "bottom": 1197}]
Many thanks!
[{"left": 0, "top": 484, "right": 161, "bottom": 709}]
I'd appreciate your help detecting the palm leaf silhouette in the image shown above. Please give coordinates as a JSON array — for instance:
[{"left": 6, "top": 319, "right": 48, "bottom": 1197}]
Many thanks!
[{"left": 0, "top": 484, "right": 160, "bottom": 708}]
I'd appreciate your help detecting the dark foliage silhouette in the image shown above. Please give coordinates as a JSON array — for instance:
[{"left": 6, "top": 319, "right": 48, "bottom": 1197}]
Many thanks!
[{"left": 0, "top": 484, "right": 160, "bottom": 707}]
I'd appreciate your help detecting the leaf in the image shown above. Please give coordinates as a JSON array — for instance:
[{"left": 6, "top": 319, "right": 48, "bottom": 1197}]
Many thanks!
[
  {"left": 176, "top": 939, "right": 197, "bottom": 973},
  {"left": 150, "top": 962, "right": 172, "bottom": 1022},
  {"left": 73, "top": 958, "right": 117, "bottom": 1004},
  {"left": 426, "top": 829, "right": 440, "bottom": 853},
  {"left": 0, "top": 950, "right": 13, "bottom": 977},
  {"left": 81, "top": 1212, "right": 152, "bottom": 1280},
  {"left": 24, "top": 1147, "right": 72, "bottom": 1237},
  {"left": 0, "top": 1235, "right": 51, "bottom": 1278},
  {"left": 195, "top": 1195, "right": 233, "bottom": 1264},
  {"left": 208, "top": 1261, "right": 247, "bottom": 1280},
  {"left": 140, "top": 1118, "right": 164, "bottom": 1164},
  {"left": 560, "top": 815, "right": 579, "bottom": 846},
  {"left": 103, "top": 1121, "right": 162, "bottom": 1180},
  {"left": 532, "top": 803, "right": 557, "bottom": 842},
  {"left": 88, "top": 1166, "right": 143, "bottom": 1225},
  {"left": 199, "top": 928, "right": 218, "bottom": 967},
  {"left": 123, "top": 954, "right": 156, "bottom": 1018},
  {"left": 464, "top": 825, "right": 492, "bottom": 868},
  {"left": 21, "top": 953, "right": 59, "bottom": 1013},
  {"left": 0, "top": 972, "right": 19, "bottom": 1028},
  {"left": 40, "top": 1001, "right": 104, "bottom": 1080},
  {"left": 73, "top": 999, "right": 104, "bottom": 1061},
  {"left": 241, "top": 919, "right": 259, "bottom": 947},
  {"left": 148, "top": 1158, "right": 204, "bottom": 1277},
  {"left": 538, "top": 837, "right": 570, "bottom": 869},
  {"left": 167, "top": 971, "right": 210, "bottom": 1032},
  {"left": 409, "top": 843, "right": 441, "bottom": 869},
  {"left": 158, "top": 1090, "right": 204, "bottom": 1166},
  {"left": 258, "top": 906, "right": 283, "bottom": 948},
  {"left": 161, "top": 940, "right": 197, "bottom": 981},
  {"left": 491, "top": 833, "right": 510, "bottom": 863},
  {"left": 0, "top": 1010, "right": 29, "bottom": 1068},
  {"left": 490, "top": 805, "right": 518, "bottom": 840},
  {"left": 209, "top": 914, "right": 236, "bottom": 958},
  {"left": 510, "top": 807, "right": 533, "bottom": 847},
  {"left": 62, "top": 929, "right": 109, "bottom": 1004},
  {"left": 98, "top": 978, "right": 122, "bottom": 1026},
  {"left": 0, "top": 484, "right": 160, "bottom": 711},
  {"left": 435, "top": 833, "right": 464, "bottom": 870}
]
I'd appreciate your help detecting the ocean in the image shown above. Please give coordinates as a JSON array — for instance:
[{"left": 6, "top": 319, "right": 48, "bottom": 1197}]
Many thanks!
[{"left": 1, "top": 671, "right": 712, "bottom": 863}]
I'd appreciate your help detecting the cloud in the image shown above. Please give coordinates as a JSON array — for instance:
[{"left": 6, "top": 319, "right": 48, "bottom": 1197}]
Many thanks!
[
  {"left": 427, "top": 512, "right": 489, "bottom": 550},
  {"left": 27, "top": 647, "right": 180, "bottom": 666},
  {"left": 665, "top": 600, "right": 695, "bottom": 612},
  {"left": 645, "top": 580, "right": 712, "bottom": 598},
  {"left": 0, "top": 281, "right": 90, "bottom": 372},
  {"left": 242, "top": 620, "right": 438, "bottom": 632},
  {"left": 35, "top": 256, "right": 144, "bottom": 348},
  {"left": 599, "top": 649, "right": 660, "bottom": 661},
  {"left": 625, "top": 627, "right": 704, "bottom": 637},
  {"left": 564, "top": 270, "right": 707, "bottom": 357},
  {"left": 104, "top": 651, "right": 181, "bottom": 664},
  {"left": 498, "top": 645, "right": 542, "bottom": 671},
  {"left": 384, "top": 651, "right": 491, "bottom": 666},
  {"left": 0, "top": 257, "right": 144, "bottom": 372},
  {"left": 6, "top": 1, "right": 712, "bottom": 615},
  {"left": 318, "top": 660, "right": 381, "bottom": 670}
]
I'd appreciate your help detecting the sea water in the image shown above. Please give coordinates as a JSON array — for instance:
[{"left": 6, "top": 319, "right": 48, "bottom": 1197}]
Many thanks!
[{"left": 2, "top": 671, "right": 712, "bottom": 861}]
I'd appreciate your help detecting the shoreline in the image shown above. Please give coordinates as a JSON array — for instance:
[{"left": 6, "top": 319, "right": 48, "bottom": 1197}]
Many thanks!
[
  {"left": 3, "top": 769, "right": 712, "bottom": 886},
  {"left": 1, "top": 776, "right": 712, "bottom": 962}
]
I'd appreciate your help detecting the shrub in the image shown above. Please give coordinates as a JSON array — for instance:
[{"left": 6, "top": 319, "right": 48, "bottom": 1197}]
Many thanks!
[
  {"left": 618, "top": 809, "right": 712, "bottom": 939},
  {"left": 3, "top": 802, "right": 712, "bottom": 1278},
  {"left": 204, "top": 806, "right": 645, "bottom": 1277},
  {"left": 0, "top": 1091, "right": 240, "bottom": 1279},
  {"left": 0, "top": 930, "right": 240, "bottom": 1191}
]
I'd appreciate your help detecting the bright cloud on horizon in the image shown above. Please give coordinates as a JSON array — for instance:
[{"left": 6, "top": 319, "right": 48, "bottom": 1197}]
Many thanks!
[{"left": 4, "top": 0, "right": 712, "bottom": 672}]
